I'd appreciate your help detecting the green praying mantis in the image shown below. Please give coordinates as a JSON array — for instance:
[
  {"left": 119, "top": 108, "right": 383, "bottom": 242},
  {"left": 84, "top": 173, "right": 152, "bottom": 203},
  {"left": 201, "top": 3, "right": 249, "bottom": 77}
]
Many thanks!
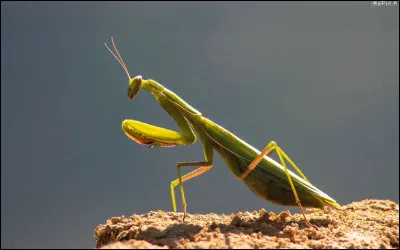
[{"left": 105, "top": 37, "right": 340, "bottom": 229}]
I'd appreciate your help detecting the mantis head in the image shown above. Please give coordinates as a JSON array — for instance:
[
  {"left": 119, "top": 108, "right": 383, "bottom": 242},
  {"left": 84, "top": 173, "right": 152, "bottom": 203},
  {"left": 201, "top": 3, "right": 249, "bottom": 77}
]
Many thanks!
[
  {"left": 104, "top": 36, "right": 142, "bottom": 100},
  {"left": 127, "top": 75, "right": 142, "bottom": 100}
]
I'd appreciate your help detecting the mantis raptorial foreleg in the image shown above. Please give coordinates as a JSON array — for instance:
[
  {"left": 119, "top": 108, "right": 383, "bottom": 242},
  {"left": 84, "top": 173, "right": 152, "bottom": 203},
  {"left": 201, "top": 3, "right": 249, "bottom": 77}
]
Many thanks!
[
  {"left": 239, "top": 141, "right": 318, "bottom": 229},
  {"left": 122, "top": 89, "right": 197, "bottom": 147}
]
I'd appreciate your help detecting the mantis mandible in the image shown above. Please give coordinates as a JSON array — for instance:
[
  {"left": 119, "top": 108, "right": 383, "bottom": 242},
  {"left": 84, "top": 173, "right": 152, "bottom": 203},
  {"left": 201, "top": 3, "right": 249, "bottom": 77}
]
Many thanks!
[{"left": 105, "top": 37, "right": 340, "bottom": 229}]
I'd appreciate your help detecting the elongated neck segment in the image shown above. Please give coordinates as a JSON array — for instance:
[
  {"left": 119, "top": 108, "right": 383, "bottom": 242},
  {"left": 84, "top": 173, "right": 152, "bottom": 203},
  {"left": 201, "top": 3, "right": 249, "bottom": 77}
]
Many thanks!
[{"left": 141, "top": 79, "right": 202, "bottom": 117}]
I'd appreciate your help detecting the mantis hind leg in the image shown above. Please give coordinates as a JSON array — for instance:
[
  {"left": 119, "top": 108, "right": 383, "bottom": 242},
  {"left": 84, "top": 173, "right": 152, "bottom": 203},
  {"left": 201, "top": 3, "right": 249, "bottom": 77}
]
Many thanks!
[{"left": 239, "top": 141, "right": 318, "bottom": 229}]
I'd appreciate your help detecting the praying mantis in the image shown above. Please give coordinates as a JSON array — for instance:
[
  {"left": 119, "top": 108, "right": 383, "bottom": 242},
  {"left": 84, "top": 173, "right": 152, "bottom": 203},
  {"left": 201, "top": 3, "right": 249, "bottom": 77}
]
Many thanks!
[{"left": 105, "top": 37, "right": 340, "bottom": 229}]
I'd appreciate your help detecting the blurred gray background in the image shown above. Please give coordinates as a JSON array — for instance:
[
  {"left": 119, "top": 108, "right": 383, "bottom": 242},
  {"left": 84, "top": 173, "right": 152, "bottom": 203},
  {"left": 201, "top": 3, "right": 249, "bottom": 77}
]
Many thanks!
[{"left": 1, "top": 1, "right": 398, "bottom": 248}]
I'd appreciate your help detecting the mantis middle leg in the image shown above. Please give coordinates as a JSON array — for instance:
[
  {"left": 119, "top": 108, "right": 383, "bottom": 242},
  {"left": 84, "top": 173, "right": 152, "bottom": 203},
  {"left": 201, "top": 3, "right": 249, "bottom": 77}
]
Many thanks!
[
  {"left": 122, "top": 89, "right": 214, "bottom": 220},
  {"left": 170, "top": 140, "right": 214, "bottom": 221}
]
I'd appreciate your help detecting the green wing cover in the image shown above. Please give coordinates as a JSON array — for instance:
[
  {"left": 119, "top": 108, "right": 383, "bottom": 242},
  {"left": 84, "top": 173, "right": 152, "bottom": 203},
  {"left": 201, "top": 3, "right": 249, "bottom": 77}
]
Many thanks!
[{"left": 202, "top": 118, "right": 339, "bottom": 208}]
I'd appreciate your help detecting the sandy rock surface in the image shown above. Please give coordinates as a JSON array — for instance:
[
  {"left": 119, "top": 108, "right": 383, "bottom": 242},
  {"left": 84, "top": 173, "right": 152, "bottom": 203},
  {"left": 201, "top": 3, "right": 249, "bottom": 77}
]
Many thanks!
[{"left": 94, "top": 199, "right": 399, "bottom": 249}]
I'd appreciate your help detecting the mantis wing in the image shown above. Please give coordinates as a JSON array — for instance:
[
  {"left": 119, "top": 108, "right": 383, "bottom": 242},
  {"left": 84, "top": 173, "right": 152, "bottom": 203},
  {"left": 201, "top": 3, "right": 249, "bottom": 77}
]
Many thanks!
[{"left": 202, "top": 118, "right": 339, "bottom": 208}]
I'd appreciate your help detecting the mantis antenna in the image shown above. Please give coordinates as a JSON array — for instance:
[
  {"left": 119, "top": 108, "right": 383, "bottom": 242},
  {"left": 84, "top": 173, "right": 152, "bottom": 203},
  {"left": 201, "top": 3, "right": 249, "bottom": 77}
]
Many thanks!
[{"left": 104, "top": 37, "right": 131, "bottom": 80}]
